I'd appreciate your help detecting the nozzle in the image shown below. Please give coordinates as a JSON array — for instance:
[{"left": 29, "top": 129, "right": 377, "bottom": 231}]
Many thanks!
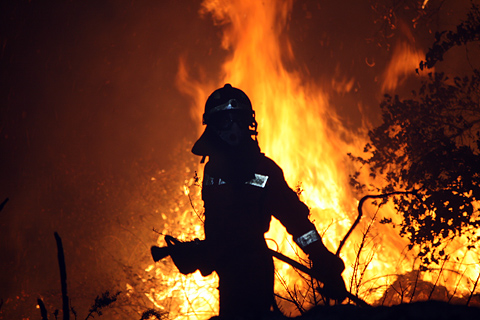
[{"left": 151, "top": 246, "right": 170, "bottom": 262}]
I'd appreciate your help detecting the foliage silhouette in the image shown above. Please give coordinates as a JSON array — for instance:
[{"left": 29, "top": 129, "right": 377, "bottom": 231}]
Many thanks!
[
  {"left": 85, "top": 291, "right": 121, "bottom": 320},
  {"left": 139, "top": 309, "right": 168, "bottom": 320},
  {"left": 419, "top": 3, "right": 480, "bottom": 71},
  {"left": 350, "top": 2, "right": 480, "bottom": 266}
]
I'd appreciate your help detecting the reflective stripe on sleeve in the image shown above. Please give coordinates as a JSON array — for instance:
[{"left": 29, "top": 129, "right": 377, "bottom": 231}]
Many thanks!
[{"left": 295, "top": 230, "right": 321, "bottom": 249}]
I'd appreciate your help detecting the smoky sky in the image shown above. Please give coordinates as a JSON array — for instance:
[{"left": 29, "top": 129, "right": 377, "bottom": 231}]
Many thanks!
[{"left": 1, "top": 0, "right": 476, "bottom": 318}]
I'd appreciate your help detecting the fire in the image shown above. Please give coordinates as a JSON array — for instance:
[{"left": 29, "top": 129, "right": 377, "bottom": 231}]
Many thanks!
[
  {"left": 178, "top": 0, "right": 400, "bottom": 309},
  {"left": 142, "top": 0, "right": 479, "bottom": 318},
  {"left": 381, "top": 39, "right": 426, "bottom": 93},
  {"left": 381, "top": 19, "right": 429, "bottom": 94}
]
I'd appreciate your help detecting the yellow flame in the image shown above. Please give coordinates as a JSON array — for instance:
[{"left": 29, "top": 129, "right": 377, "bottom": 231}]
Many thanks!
[
  {"left": 146, "top": 0, "right": 480, "bottom": 318},
  {"left": 176, "top": 0, "right": 401, "bottom": 312}
]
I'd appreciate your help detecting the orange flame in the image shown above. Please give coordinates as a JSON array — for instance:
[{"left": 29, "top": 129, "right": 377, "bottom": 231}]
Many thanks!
[
  {"left": 381, "top": 40, "right": 425, "bottom": 93},
  {"left": 176, "top": 0, "right": 403, "bottom": 313},
  {"left": 144, "top": 0, "right": 480, "bottom": 318}
]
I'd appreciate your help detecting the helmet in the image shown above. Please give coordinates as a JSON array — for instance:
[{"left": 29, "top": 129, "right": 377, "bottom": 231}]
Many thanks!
[
  {"left": 203, "top": 84, "right": 257, "bottom": 136},
  {"left": 192, "top": 84, "right": 258, "bottom": 158}
]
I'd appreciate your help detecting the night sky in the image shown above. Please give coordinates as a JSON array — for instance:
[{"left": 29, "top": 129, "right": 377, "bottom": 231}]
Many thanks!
[{"left": 1, "top": 0, "right": 476, "bottom": 318}]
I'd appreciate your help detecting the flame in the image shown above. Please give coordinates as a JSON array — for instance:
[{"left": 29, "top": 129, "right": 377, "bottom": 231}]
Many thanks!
[
  {"left": 143, "top": 0, "right": 480, "bottom": 318},
  {"left": 381, "top": 40, "right": 425, "bottom": 93}
]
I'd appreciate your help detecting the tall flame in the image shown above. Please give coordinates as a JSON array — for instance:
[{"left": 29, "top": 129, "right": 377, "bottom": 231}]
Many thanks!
[
  {"left": 143, "top": 0, "right": 480, "bottom": 318},
  {"left": 176, "top": 0, "right": 402, "bottom": 312}
]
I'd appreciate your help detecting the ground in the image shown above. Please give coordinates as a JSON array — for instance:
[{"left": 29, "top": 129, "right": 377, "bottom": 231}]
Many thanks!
[{"left": 297, "top": 300, "right": 480, "bottom": 320}]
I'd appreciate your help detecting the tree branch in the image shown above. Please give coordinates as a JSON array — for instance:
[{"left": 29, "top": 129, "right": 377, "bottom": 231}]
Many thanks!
[{"left": 336, "top": 191, "right": 416, "bottom": 256}]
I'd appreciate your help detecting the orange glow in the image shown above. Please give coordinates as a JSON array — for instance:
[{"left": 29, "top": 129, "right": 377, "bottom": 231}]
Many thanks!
[
  {"left": 381, "top": 40, "right": 426, "bottom": 93},
  {"left": 144, "top": 0, "right": 479, "bottom": 318}
]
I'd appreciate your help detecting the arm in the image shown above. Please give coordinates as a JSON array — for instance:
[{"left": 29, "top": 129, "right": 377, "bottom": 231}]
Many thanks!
[{"left": 265, "top": 160, "right": 347, "bottom": 301}]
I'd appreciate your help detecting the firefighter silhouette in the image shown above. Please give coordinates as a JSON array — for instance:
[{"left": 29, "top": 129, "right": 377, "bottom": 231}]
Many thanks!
[{"left": 153, "top": 84, "right": 347, "bottom": 319}]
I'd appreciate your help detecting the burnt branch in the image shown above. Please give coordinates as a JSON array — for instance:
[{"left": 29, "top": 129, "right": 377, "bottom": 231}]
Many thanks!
[
  {"left": 54, "top": 232, "right": 69, "bottom": 320},
  {"left": 85, "top": 291, "right": 121, "bottom": 320},
  {"left": 37, "top": 298, "right": 49, "bottom": 320},
  {"left": 467, "top": 271, "right": 480, "bottom": 306},
  {"left": 336, "top": 191, "right": 416, "bottom": 256},
  {"left": 140, "top": 309, "right": 168, "bottom": 320},
  {"left": 350, "top": 210, "right": 378, "bottom": 297},
  {"left": 0, "top": 197, "right": 8, "bottom": 212},
  {"left": 428, "top": 256, "right": 448, "bottom": 300}
]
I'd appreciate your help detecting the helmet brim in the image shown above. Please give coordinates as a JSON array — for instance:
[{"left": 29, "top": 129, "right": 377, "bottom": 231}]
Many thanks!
[{"left": 191, "top": 127, "right": 213, "bottom": 156}]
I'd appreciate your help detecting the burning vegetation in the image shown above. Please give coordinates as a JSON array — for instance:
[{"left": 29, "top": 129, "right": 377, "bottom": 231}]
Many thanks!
[{"left": 1, "top": 0, "right": 480, "bottom": 319}]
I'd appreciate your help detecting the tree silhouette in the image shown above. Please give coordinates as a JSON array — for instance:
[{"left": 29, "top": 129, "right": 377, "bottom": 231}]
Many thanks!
[{"left": 350, "top": 3, "right": 480, "bottom": 266}]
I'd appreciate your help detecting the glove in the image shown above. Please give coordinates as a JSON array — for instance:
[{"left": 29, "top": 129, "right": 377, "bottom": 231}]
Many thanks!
[
  {"left": 304, "top": 241, "right": 347, "bottom": 302},
  {"left": 164, "top": 236, "right": 214, "bottom": 276},
  {"left": 315, "top": 267, "right": 347, "bottom": 302}
]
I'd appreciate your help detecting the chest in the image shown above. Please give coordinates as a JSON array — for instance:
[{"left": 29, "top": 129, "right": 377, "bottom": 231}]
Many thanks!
[{"left": 202, "top": 173, "right": 269, "bottom": 211}]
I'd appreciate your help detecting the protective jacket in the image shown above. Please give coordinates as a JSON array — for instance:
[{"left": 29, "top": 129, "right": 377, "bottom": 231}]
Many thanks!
[
  {"left": 202, "top": 140, "right": 316, "bottom": 254},
  {"left": 200, "top": 138, "right": 318, "bottom": 317}
]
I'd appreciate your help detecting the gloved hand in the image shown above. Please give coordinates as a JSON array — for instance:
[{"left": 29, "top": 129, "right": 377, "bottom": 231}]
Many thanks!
[
  {"left": 305, "top": 241, "right": 347, "bottom": 302},
  {"left": 164, "top": 236, "right": 213, "bottom": 276},
  {"left": 315, "top": 267, "right": 347, "bottom": 302}
]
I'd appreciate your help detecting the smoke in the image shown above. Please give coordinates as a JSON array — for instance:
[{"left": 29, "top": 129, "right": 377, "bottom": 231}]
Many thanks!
[{"left": 1, "top": 0, "right": 477, "bottom": 318}]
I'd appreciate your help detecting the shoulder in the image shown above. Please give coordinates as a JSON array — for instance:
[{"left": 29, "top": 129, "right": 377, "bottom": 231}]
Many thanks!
[{"left": 257, "top": 154, "right": 285, "bottom": 179}]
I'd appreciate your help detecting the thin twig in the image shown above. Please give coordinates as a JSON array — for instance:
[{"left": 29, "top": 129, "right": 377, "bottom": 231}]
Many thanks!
[
  {"left": 409, "top": 270, "right": 421, "bottom": 302},
  {"left": 274, "top": 271, "right": 305, "bottom": 314},
  {"left": 466, "top": 271, "right": 480, "bottom": 306},
  {"left": 270, "top": 249, "right": 370, "bottom": 307},
  {"left": 444, "top": 251, "right": 468, "bottom": 303},
  {"left": 187, "top": 191, "right": 204, "bottom": 223},
  {"left": 337, "top": 190, "right": 416, "bottom": 256},
  {"left": 37, "top": 298, "right": 49, "bottom": 320},
  {"left": 428, "top": 256, "right": 448, "bottom": 300},
  {"left": 152, "top": 227, "right": 163, "bottom": 235},
  {"left": 350, "top": 207, "right": 378, "bottom": 296},
  {"left": 54, "top": 232, "right": 70, "bottom": 320},
  {"left": 186, "top": 173, "right": 205, "bottom": 223},
  {"left": 0, "top": 197, "right": 8, "bottom": 212},
  {"left": 449, "top": 270, "right": 466, "bottom": 303},
  {"left": 354, "top": 243, "right": 376, "bottom": 298}
]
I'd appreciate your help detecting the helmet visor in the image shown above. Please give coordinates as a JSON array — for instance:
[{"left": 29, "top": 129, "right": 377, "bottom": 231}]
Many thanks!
[{"left": 208, "top": 109, "right": 253, "bottom": 130}]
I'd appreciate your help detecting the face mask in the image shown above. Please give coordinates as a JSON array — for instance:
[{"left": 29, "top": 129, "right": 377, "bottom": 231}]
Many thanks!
[
  {"left": 210, "top": 111, "right": 251, "bottom": 146},
  {"left": 215, "top": 122, "right": 248, "bottom": 146}
]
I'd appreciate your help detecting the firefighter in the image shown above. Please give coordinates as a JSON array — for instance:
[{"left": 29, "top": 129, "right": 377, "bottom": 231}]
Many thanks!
[
  {"left": 192, "top": 84, "right": 346, "bottom": 318},
  {"left": 188, "top": 84, "right": 347, "bottom": 318}
]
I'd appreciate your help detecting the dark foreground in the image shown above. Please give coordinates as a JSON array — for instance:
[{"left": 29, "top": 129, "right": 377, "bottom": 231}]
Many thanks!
[
  {"left": 298, "top": 300, "right": 480, "bottom": 320},
  {"left": 208, "top": 300, "right": 480, "bottom": 320}
]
